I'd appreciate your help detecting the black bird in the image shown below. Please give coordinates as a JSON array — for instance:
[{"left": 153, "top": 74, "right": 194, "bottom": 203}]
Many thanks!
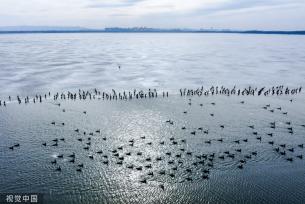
[
  {"left": 140, "top": 179, "right": 147, "bottom": 184},
  {"left": 248, "top": 125, "right": 254, "bottom": 129},
  {"left": 136, "top": 166, "right": 143, "bottom": 171},
  {"left": 203, "top": 169, "right": 210, "bottom": 174},
  {"left": 185, "top": 177, "right": 193, "bottom": 181},
  {"left": 159, "top": 170, "right": 166, "bottom": 175},
  {"left": 169, "top": 173, "right": 175, "bottom": 178},
  {"left": 251, "top": 151, "right": 257, "bottom": 156},
  {"left": 287, "top": 158, "right": 293, "bottom": 162},
  {"left": 127, "top": 164, "right": 134, "bottom": 169}
]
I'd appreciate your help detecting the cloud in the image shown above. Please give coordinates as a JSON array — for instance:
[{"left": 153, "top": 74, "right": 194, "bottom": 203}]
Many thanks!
[
  {"left": 193, "top": 0, "right": 303, "bottom": 15},
  {"left": 86, "top": 0, "right": 147, "bottom": 8},
  {"left": 0, "top": 0, "right": 304, "bottom": 29}
]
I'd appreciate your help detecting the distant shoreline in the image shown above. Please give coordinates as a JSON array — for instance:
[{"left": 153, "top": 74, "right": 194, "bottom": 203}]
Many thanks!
[{"left": 1, "top": 30, "right": 305, "bottom": 35}]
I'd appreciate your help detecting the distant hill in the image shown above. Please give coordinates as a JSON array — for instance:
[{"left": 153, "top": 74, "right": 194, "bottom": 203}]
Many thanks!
[{"left": 0, "top": 26, "right": 304, "bottom": 35}]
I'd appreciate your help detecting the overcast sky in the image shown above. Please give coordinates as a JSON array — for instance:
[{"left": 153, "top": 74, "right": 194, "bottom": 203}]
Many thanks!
[{"left": 0, "top": 0, "right": 305, "bottom": 30}]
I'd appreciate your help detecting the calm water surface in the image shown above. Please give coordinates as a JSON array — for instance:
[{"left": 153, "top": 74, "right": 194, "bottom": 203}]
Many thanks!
[
  {"left": 0, "top": 33, "right": 305, "bottom": 96},
  {"left": 0, "top": 33, "right": 305, "bottom": 204},
  {"left": 1, "top": 95, "right": 305, "bottom": 204}
]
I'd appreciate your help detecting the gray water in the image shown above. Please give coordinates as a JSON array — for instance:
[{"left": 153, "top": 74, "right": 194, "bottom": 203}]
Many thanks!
[
  {"left": 1, "top": 33, "right": 305, "bottom": 204},
  {"left": 1, "top": 95, "right": 305, "bottom": 204},
  {"left": 0, "top": 33, "right": 305, "bottom": 97}
]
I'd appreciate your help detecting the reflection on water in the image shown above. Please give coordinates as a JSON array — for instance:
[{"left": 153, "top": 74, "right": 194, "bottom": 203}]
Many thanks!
[{"left": 1, "top": 94, "right": 305, "bottom": 204}]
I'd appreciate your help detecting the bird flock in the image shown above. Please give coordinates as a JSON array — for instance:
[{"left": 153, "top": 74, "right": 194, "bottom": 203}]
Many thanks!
[
  {"left": 3, "top": 86, "right": 305, "bottom": 191},
  {"left": 0, "top": 85, "right": 302, "bottom": 107}
]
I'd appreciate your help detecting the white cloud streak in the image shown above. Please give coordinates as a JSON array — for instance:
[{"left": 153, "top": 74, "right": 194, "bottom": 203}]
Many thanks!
[{"left": 0, "top": 0, "right": 304, "bottom": 29}]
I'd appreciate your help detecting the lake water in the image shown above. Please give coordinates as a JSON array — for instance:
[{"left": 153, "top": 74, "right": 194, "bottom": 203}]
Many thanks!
[
  {"left": 0, "top": 33, "right": 305, "bottom": 97},
  {"left": 0, "top": 33, "right": 305, "bottom": 204}
]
